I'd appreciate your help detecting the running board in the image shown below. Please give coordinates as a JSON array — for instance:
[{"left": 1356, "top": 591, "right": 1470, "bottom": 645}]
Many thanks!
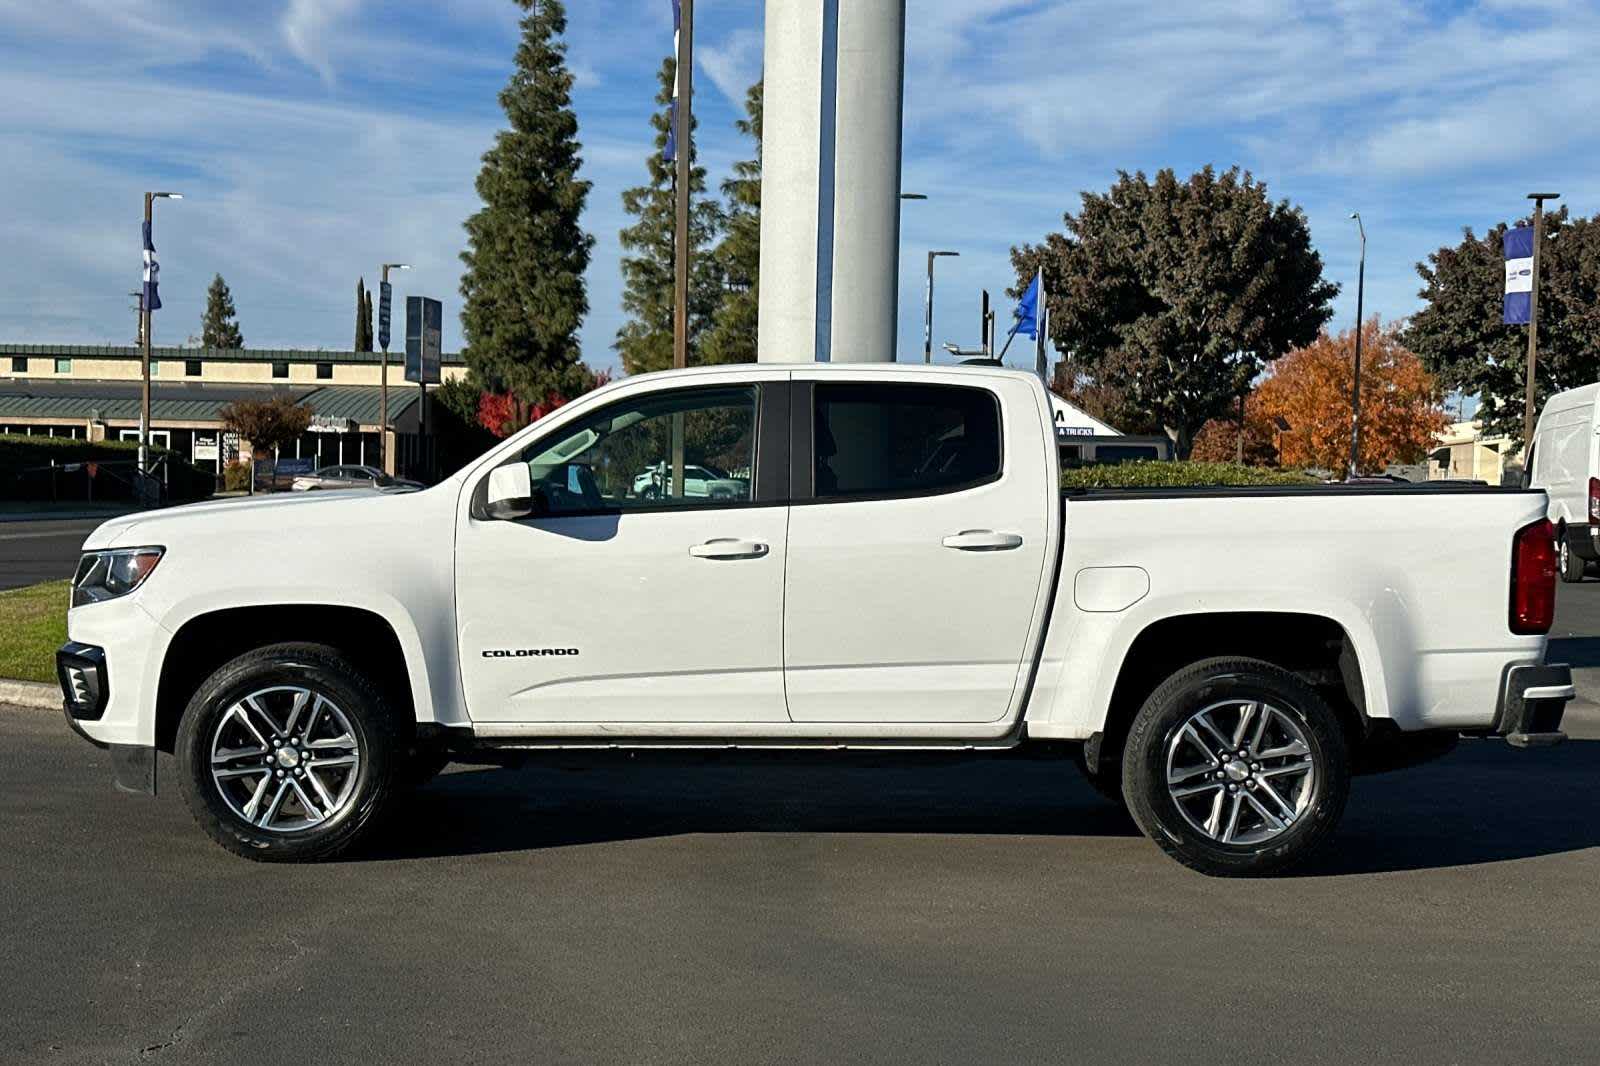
[{"left": 462, "top": 735, "right": 1026, "bottom": 753}]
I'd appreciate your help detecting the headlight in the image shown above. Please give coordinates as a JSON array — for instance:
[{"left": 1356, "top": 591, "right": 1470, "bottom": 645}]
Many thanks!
[{"left": 72, "top": 547, "right": 164, "bottom": 608}]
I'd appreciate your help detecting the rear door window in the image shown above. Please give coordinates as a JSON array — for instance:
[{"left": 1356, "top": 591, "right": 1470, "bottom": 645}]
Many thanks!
[{"left": 812, "top": 383, "right": 1001, "bottom": 500}]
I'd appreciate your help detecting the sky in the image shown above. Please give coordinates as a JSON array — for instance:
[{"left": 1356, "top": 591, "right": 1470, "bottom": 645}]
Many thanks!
[{"left": 2, "top": 0, "right": 1598, "bottom": 376}]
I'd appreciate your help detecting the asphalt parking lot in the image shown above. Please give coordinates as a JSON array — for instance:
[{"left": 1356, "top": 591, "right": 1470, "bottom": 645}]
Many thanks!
[
  {"left": 5, "top": 603, "right": 1600, "bottom": 1065},
  {"left": 5, "top": 538, "right": 1600, "bottom": 1064}
]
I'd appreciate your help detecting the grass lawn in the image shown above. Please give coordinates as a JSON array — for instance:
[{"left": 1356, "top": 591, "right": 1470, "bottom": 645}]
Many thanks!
[{"left": 0, "top": 579, "right": 69, "bottom": 683}]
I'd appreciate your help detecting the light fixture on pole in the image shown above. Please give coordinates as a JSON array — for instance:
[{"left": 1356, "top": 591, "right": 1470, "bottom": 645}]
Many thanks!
[
  {"left": 378, "top": 262, "right": 410, "bottom": 474},
  {"left": 1348, "top": 212, "right": 1366, "bottom": 478},
  {"left": 140, "top": 191, "right": 182, "bottom": 477},
  {"left": 923, "top": 250, "right": 959, "bottom": 364}
]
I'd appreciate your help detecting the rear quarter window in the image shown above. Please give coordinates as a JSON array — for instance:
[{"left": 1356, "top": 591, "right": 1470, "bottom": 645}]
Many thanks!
[{"left": 813, "top": 382, "right": 1001, "bottom": 500}]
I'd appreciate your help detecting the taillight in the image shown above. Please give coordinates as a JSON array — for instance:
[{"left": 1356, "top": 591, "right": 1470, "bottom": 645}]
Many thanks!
[
  {"left": 1510, "top": 519, "right": 1557, "bottom": 634},
  {"left": 1588, "top": 477, "right": 1599, "bottom": 524}
]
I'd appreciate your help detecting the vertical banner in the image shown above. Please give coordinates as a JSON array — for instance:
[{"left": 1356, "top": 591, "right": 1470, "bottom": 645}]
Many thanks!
[
  {"left": 1504, "top": 226, "right": 1533, "bottom": 324},
  {"left": 378, "top": 281, "right": 392, "bottom": 350},
  {"left": 404, "top": 296, "right": 442, "bottom": 384}
]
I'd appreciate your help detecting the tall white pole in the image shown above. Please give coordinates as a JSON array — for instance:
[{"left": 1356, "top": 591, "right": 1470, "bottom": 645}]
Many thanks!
[{"left": 757, "top": 0, "right": 906, "bottom": 364}]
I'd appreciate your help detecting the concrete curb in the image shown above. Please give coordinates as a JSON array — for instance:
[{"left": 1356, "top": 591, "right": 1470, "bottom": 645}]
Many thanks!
[{"left": 0, "top": 679, "right": 59, "bottom": 710}]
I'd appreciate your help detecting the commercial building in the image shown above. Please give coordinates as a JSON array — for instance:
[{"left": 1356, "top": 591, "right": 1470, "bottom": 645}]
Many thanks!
[{"left": 0, "top": 344, "right": 466, "bottom": 475}]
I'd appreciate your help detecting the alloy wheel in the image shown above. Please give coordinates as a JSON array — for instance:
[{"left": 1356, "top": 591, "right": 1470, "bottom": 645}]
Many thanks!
[
  {"left": 208, "top": 685, "right": 362, "bottom": 833},
  {"left": 1163, "top": 699, "right": 1317, "bottom": 846}
]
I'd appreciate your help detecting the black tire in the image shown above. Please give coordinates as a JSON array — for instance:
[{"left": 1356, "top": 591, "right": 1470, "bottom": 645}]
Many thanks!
[
  {"left": 1559, "top": 530, "right": 1585, "bottom": 583},
  {"left": 175, "top": 642, "right": 402, "bottom": 862},
  {"left": 1071, "top": 746, "right": 1126, "bottom": 807},
  {"left": 1122, "top": 657, "right": 1350, "bottom": 877}
]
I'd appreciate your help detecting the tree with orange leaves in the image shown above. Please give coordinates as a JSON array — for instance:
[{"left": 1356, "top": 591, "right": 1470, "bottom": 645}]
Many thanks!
[{"left": 1194, "top": 320, "right": 1446, "bottom": 473}]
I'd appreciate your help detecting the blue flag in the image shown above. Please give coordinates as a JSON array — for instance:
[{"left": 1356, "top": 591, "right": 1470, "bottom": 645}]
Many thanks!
[
  {"left": 1504, "top": 225, "right": 1533, "bottom": 325},
  {"left": 1010, "top": 270, "right": 1042, "bottom": 340},
  {"left": 141, "top": 220, "right": 161, "bottom": 312},
  {"left": 663, "top": 0, "right": 680, "bottom": 164}
]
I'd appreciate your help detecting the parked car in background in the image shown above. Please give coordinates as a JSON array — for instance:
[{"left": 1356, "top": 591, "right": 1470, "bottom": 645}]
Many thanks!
[
  {"left": 1058, "top": 434, "right": 1173, "bottom": 467},
  {"left": 290, "top": 465, "right": 424, "bottom": 493},
  {"left": 1527, "top": 382, "right": 1600, "bottom": 583},
  {"left": 631, "top": 462, "right": 748, "bottom": 500}
]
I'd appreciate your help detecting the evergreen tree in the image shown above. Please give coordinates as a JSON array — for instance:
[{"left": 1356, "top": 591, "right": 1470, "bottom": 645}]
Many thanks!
[
  {"left": 201, "top": 273, "right": 244, "bottom": 349},
  {"left": 615, "top": 57, "right": 725, "bottom": 375},
  {"left": 701, "top": 79, "right": 762, "bottom": 366},
  {"left": 459, "top": 0, "right": 595, "bottom": 420},
  {"left": 355, "top": 278, "right": 373, "bottom": 352}
]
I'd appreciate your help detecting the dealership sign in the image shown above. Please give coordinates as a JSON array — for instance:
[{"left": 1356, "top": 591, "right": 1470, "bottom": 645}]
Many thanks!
[{"left": 405, "top": 296, "right": 442, "bottom": 385}]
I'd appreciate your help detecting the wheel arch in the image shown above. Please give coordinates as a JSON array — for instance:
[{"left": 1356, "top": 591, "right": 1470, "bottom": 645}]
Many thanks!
[
  {"left": 154, "top": 605, "right": 417, "bottom": 754},
  {"left": 1084, "top": 611, "right": 1369, "bottom": 776}
]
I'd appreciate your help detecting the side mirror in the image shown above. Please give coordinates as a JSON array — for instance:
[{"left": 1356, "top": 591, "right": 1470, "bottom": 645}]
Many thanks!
[{"left": 485, "top": 464, "right": 534, "bottom": 520}]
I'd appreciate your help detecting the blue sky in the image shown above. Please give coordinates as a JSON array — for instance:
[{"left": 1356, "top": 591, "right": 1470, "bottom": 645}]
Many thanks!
[{"left": 2, "top": 0, "right": 1598, "bottom": 375}]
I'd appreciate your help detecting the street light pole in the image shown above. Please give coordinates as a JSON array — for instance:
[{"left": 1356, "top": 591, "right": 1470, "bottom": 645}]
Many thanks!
[
  {"left": 378, "top": 262, "right": 410, "bottom": 474},
  {"left": 1348, "top": 212, "right": 1366, "bottom": 478},
  {"left": 672, "top": 0, "right": 694, "bottom": 372},
  {"left": 1524, "top": 192, "right": 1560, "bottom": 448},
  {"left": 141, "top": 191, "right": 182, "bottom": 475},
  {"left": 923, "top": 250, "right": 959, "bottom": 364}
]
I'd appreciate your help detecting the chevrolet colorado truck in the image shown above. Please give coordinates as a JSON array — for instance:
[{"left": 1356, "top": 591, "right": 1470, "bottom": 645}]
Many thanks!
[{"left": 57, "top": 363, "right": 1573, "bottom": 875}]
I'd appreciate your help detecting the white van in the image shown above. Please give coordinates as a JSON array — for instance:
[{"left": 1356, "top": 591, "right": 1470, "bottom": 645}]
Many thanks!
[{"left": 1528, "top": 381, "right": 1600, "bottom": 582}]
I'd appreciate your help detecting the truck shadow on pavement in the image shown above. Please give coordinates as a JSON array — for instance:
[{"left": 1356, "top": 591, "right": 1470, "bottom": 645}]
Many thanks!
[{"left": 361, "top": 740, "right": 1600, "bottom": 875}]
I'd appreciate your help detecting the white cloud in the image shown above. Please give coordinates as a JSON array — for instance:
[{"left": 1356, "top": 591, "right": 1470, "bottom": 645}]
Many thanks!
[
  {"left": 281, "top": 0, "right": 364, "bottom": 86},
  {"left": 699, "top": 27, "right": 762, "bottom": 107}
]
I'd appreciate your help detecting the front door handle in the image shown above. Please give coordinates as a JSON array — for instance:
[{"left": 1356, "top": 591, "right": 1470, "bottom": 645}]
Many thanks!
[
  {"left": 942, "top": 529, "right": 1024, "bottom": 552},
  {"left": 689, "top": 538, "right": 769, "bottom": 560}
]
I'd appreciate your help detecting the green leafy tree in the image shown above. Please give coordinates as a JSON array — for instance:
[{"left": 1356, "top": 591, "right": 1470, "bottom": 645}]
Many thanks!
[
  {"left": 615, "top": 57, "right": 725, "bottom": 374},
  {"left": 1406, "top": 207, "right": 1600, "bottom": 448},
  {"left": 355, "top": 278, "right": 373, "bottom": 352},
  {"left": 201, "top": 273, "right": 244, "bottom": 349},
  {"left": 1013, "top": 167, "right": 1337, "bottom": 457},
  {"left": 701, "top": 79, "right": 763, "bottom": 366},
  {"left": 459, "top": 0, "right": 595, "bottom": 424}
]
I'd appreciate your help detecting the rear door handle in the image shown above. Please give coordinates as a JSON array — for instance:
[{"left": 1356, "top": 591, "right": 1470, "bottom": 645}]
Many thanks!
[
  {"left": 689, "top": 538, "right": 769, "bottom": 560},
  {"left": 942, "top": 530, "right": 1024, "bottom": 552}
]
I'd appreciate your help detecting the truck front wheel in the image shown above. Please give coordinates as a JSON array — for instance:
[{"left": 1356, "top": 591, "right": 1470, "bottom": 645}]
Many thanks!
[
  {"left": 175, "top": 642, "right": 402, "bottom": 862},
  {"left": 1122, "top": 657, "right": 1350, "bottom": 877}
]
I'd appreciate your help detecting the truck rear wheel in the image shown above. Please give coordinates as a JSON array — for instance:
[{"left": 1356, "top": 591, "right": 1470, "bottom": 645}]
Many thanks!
[
  {"left": 1122, "top": 657, "right": 1349, "bottom": 877},
  {"left": 175, "top": 642, "right": 402, "bottom": 862}
]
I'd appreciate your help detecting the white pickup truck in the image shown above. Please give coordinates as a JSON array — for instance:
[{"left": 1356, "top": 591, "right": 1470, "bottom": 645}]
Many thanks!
[{"left": 57, "top": 363, "right": 1573, "bottom": 875}]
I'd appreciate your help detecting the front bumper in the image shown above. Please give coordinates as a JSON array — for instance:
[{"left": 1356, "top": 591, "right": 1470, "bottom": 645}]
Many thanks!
[
  {"left": 1495, "top": 663, "right": 1572, "bottom": 747},
  {"left": 57, "top": 640, "right": 157, "bottom": 794}
]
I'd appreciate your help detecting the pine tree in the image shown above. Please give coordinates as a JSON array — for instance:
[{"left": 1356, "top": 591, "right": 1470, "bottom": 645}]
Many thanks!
[
  {"left": 201, "top": 274, "right": 244, "bottom": 349},
  {"left": 459, "top": 0, "right": 595, "bottom": 418},
  {"left": 355, "top": 278, "right": 373, "bottom": 352},
  {"left": 701, "top": 80, "right": 762, "bottom": 366},
  {"left": 615, "top": 57, "right": 725, "bottom": 375}
]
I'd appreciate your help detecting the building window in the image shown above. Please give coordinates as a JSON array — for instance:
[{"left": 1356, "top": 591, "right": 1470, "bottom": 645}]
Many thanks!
[
  {"left": 316, "top": 362, "right": 333, "bottom": 380},
  {"left": 9, "top": 357, "right": 25, "bottom": 373},
  {"left": 54, "top": 357, "right": 72, "bottom": 374},
  {"left": 150, "top": 360, "right": 160, "bottom": 377},
  {"left": 185, "top": 359, "right": 202, "bottom": 377},
  {"left": 272, "top": 361, "right": 290, "bottom": 379}
]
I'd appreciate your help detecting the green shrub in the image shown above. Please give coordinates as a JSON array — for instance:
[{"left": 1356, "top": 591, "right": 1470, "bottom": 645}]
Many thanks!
[
  {"left": 223, "top": 460, "right": 252, "bottom": 492},
  {"left": 1061, "top": 460, "right": 1318, "bottom": 490},
  {"left": 0, "top": 433, "right": 213, "bottom": 503}
]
